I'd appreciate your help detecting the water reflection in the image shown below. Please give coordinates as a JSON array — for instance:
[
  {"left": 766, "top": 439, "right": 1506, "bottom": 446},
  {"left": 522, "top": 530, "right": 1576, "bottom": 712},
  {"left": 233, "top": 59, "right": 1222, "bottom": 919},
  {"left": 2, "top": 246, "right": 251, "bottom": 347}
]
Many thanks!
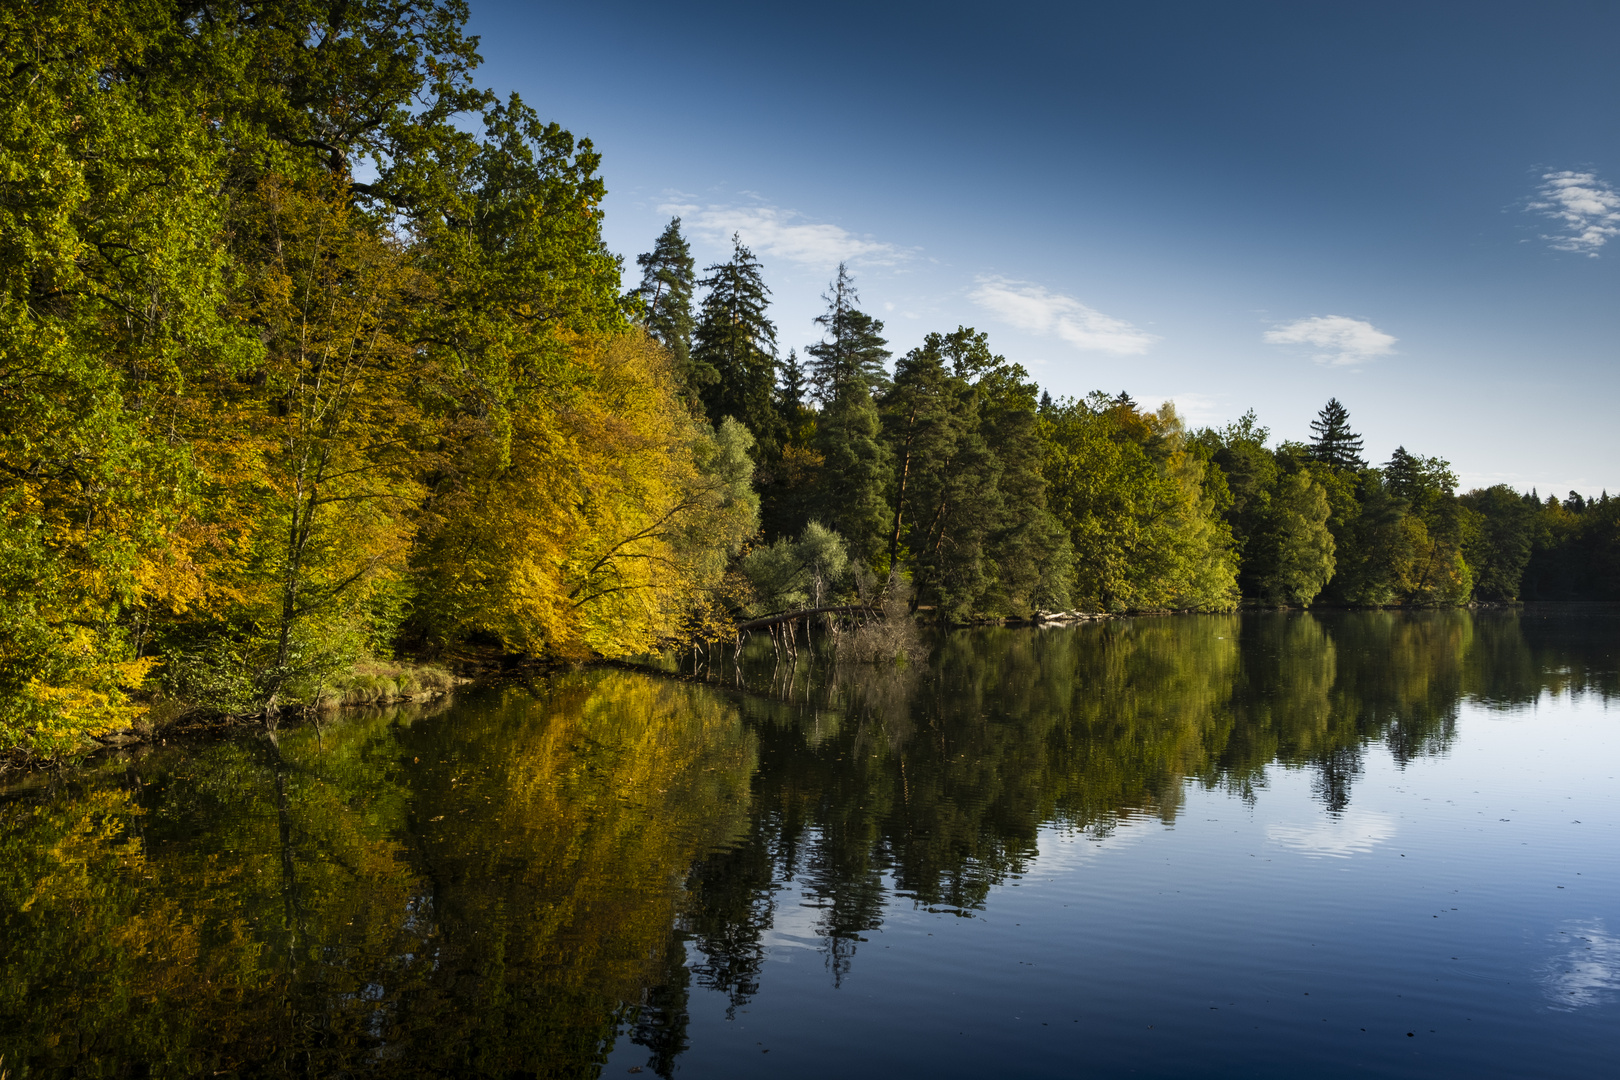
[
  {"left": 1543, "top": 920, "right": 1620, "bottom": 1010},
  {"left": 1, "top": 677, "right": 753, "bottom": 1076},
  {"left": 1265, "top": 808, "right": 1400, "bottom": 857},
  {"left": 0, "top": 607, "right": 1615, "bottom": 1075}
]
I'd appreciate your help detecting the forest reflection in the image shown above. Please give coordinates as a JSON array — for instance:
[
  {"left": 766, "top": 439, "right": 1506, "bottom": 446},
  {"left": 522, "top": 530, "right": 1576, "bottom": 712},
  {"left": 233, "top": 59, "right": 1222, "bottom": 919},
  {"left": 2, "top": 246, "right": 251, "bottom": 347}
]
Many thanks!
[{"left": 1, "top": 608, "right": 1614, "bottom": 1076}]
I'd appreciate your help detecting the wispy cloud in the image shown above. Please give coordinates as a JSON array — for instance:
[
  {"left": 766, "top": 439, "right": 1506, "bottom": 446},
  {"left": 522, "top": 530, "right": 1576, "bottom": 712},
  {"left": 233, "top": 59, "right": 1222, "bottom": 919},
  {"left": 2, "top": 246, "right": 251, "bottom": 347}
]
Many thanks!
[
  {"left": 659, "top": 200, "right": 904, "bottom": 269},
  {"left": 969, "top": 277, "right": 1159, "bottom": 355},
  {"left": 1528, "top": 170, "right": 1620, "bottom": 256},
  {"left": 1263, "top": 315, "right": 1396, "bottom": 366}
]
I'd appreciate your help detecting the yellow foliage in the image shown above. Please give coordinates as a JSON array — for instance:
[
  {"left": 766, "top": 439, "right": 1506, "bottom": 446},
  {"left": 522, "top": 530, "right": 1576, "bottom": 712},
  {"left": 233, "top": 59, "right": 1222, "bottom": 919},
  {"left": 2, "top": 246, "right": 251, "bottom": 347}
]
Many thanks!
[{"left": 417, "top": 331, "right": 758, "bottom": 657}]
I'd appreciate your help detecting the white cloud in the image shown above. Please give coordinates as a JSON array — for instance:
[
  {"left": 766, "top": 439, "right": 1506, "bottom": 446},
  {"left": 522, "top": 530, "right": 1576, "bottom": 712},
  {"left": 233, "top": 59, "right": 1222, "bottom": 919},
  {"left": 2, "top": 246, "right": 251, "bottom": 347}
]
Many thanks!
[
  {"left": 969, "top": 277, "right": 1159, "bottom": 355},
  {"left": 1529, "top": 170, "right": 1620, "bottom": 256},
  {"left": 1263, "top": 315, "right": 1396, "bottom": 366},
  {"left": 660, "top": 201, "right": 904, "bottom": 269}
]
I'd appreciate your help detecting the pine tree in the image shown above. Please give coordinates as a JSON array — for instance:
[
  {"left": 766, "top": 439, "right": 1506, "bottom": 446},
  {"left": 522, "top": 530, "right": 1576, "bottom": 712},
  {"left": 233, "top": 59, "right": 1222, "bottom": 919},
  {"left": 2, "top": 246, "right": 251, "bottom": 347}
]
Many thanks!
[
  {"left": 693, "top": 234, "right": 780, "bottom": 444},
  {"left": 635, "top": 217, "right": 704, "bottom": 405},
  {"left": 1384, "top": 445, "right": 1420, "bottom": 501},
  {"left": 881, "top": 333, "right": 975, "bottom": 572},
  {"left": 963, "top": 332, "right": 1074, "bottom": 615},
  {"left": 811, "top": 383, "right": 894, "bottom": 567},
  {"left": 806, "top": 263, "right": 891, "bottom": 401},
  {"left": 881, "top": 328, "right": 1071, "bottom": 618},
  {"left": 1308, "top": 398, "right": 1366, "bottom": 470},
  {"left": 778, "top": 348, "right": 809, "bottom": 420}
]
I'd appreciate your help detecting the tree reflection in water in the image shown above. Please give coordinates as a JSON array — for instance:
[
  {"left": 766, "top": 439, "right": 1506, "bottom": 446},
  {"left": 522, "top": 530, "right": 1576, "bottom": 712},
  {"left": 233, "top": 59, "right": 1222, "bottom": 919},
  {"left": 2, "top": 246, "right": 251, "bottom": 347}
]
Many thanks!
[{"left": 1, "top": 608, "right": 1614, "bottom": 1076}]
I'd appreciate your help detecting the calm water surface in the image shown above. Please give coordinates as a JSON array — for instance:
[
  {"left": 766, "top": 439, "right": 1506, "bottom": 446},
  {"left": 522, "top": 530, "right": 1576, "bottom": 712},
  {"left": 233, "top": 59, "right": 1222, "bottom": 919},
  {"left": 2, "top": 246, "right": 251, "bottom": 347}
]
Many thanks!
[{"left": 2, "top": 609, "right": 1617, "bottom": 1077}]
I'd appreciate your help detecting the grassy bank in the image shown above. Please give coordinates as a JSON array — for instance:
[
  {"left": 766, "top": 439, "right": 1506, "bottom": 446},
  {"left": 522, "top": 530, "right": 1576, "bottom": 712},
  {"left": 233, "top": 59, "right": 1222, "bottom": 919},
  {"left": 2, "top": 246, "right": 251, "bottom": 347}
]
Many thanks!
[{"left": 1, "top": 659, "right": 468, "bottom": 773}]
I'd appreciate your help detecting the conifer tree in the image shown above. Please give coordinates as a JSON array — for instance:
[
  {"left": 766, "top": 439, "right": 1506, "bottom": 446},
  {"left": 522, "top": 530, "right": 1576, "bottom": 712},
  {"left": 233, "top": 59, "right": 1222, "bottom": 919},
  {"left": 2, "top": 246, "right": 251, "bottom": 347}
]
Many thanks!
[
  {"left": 806, "top": 263, "right": 891, "bottom": 400},
  {"left": 811, "top": 383, "right": 893, "bottom": 568},
  {"left": 778, "top": 348, "right": 809, "bottom": 420},
  {"left": 882, "top": 333, "right": 978, "bottom": 575},
  {"left": 693, "top": 235, "right": 780, "bottom": 444},
  {"left": 1308, "top": 398, "right": 1366, "bottom": 469},
  {"left": 635, "top": 217, "right": 704, "bottom": 406},
  {"left": 757, "top": 347, "right": 820, "bottom": 540},
  {"left": 1384, "top": 446, "right": 1457, "bottom": 521},
  {"left": 881, "top": 328, "right": 1070, "bottom": 618},
  {"left": 963, "top": 332, "right": 1074, "bottom": 615}
]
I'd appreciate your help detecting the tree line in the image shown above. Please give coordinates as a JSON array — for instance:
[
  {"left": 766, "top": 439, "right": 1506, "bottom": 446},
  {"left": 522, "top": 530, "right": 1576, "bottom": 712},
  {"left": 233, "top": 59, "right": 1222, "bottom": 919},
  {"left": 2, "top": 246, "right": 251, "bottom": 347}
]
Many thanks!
[
  {"left": 641, "top": 222, "right": 1617, "bottom": 620},
  {"left": 2, "top": 0, "right": 1613, "bottom": 758}
]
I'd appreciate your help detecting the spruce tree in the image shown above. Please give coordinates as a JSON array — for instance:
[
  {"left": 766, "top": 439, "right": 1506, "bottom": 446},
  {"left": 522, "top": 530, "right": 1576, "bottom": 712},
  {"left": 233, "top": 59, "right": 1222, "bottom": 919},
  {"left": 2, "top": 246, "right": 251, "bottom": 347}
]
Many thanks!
[
  {"left": 880, "top": 328, "right": 1071, "bottom": 618},
  {"left": 811, "top": 383, "right": 894, "bottom": 568},
  {"left": 1308, "top": 398, "right": 1366, "bottom": 470},
  {"left": 635, "top": 217, "right": 704, "bottom": 405},
  {"left": 882, "top": 333, "right": 974, "bottom": 571},
  {"left": 777, "top": 348, "right": 809, "bottom": 420},
  {"left": 806, "top": 263, "right": 891, "bottom": 400},
  {"left": 961, "top": 331, "right": 1073, "bottom": 615},
  {"left": 1384, "top": 445, "right": 1420, "bottom": 501},
  {"left": 692, "top": 234, "right": 780, "bottom": 444}
]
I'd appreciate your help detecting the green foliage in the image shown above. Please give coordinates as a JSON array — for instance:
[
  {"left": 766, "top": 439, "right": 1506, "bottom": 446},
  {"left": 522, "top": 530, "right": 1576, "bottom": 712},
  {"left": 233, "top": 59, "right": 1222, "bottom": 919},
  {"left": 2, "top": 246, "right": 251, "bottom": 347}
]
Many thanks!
[
  {"left": 1521, "top": 492, "right": 1620, "bottom": 600},
  {"left": 693, "top": 235, "right": 780, "bottom": 444},
  {"left": 1256, "top": 472, "right": 1336, "bottom": 606},
  {"left": 806, "top": 264, "right": 891, "bottom": 400},
  {"left": 811, "top": 384, "right": 894, "bottom": 567},
  {"left": 1385, "top": 446, "right": 1457, "bottom": 519},
  {"left": 739, "top": 522, "right": 851, "bottom": 614},
  {"left": 1308, "top": 397, "right": 1366, "bottom": 470},
  {"left": 636, "top": 217, "right": 702, "bottom": 407},
  {"left": 882, "top": 329, "right": 1070, "bottom": 620},
  {"left": 0, "top": 0, "right": 760, "bottom": 757},
  {"left": 1197, "top": 410, "right": 1279, "bottom": 593},
  {"left": 0, "top": 0, "right": 250, "bottom": 747},
  {"left": 1459, "top": 486, "right": 1537, "bottom": 601},
  {"left": 1043, "top": 395, "right": 1238, "bottom": 612},
  {"left": 0, "top": 0, "right": 1587, "bottom": 763}
]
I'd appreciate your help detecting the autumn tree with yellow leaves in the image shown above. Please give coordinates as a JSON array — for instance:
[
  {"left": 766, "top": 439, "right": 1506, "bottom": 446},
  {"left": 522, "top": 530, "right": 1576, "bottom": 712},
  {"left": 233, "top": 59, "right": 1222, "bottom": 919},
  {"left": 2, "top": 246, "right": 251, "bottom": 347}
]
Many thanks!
[{"left": 0, "top": 1, "right": 758, "bottom": 758}]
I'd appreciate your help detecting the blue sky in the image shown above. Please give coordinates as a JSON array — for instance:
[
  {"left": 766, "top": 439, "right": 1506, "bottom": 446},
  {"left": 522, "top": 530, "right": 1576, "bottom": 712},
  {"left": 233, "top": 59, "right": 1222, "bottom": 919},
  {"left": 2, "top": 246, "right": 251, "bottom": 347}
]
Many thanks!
[{"left": 470, "top": 0, "right": 1620, "bottom": 495}]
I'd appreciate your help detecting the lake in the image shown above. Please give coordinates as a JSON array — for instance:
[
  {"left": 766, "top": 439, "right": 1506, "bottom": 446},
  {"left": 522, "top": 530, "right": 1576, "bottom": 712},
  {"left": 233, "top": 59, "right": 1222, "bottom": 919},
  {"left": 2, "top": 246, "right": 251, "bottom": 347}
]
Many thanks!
[{"left": 2, "top": 608, "right": 1617, "bottom": 1077}]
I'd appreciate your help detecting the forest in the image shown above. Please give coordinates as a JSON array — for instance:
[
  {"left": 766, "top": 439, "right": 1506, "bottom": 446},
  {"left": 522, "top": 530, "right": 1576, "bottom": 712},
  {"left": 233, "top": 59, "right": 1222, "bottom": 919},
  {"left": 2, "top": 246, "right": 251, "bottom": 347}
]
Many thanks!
[{"left": 3, "top": 0, "right": 1617, "bottom": 761}]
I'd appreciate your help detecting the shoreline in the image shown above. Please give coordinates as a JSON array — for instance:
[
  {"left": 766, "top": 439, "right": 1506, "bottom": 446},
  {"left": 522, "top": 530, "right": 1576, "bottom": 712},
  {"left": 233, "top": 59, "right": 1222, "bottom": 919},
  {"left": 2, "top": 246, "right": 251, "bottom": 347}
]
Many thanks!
[{"left": 0, "top": 600, "right": 1567, "bottom": 776}]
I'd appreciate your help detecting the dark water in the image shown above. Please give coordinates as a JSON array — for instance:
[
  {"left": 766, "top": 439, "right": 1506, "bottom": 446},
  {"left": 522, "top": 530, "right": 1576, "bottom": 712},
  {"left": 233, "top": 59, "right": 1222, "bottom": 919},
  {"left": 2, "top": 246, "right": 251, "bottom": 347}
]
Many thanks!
[{"left": 3, "top": 609, "right": 1618, "bottom": 1078}]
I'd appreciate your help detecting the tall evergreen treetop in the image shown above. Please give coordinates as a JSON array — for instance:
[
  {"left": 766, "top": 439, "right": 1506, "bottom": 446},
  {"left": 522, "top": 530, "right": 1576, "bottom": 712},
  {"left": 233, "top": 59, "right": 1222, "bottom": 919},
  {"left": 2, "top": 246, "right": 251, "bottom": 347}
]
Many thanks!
[
  {"left": 778, "top": 348, "right": 809, "bottom": 418},
  {"left": 1384, "top": 446, "right": 1455, "bottom": 513},
  {"left": 806, "top": 263, "right": 891, "bottom": 401},
  {"left": 693, "top": 234, "right": 779, "bottom": 441},
  {"left": 1309, "top": 398, "right": 1366, "bottom": 470},
  {"left": 1384, "top": 445, "right": 1419, "bottom": 497},
  {"left": 635, "top": 216, "right": 702, "bottom": 400}
]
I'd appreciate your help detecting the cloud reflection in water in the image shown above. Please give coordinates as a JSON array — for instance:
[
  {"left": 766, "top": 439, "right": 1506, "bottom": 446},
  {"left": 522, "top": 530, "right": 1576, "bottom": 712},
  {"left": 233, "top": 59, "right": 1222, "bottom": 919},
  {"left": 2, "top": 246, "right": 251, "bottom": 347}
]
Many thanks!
[
  {"left": 1265, "top": 809, "right": 1398, "bottom": 858},
  {"left": 1542, "top": 920, "right": 1620, "bottom": 1010}
]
